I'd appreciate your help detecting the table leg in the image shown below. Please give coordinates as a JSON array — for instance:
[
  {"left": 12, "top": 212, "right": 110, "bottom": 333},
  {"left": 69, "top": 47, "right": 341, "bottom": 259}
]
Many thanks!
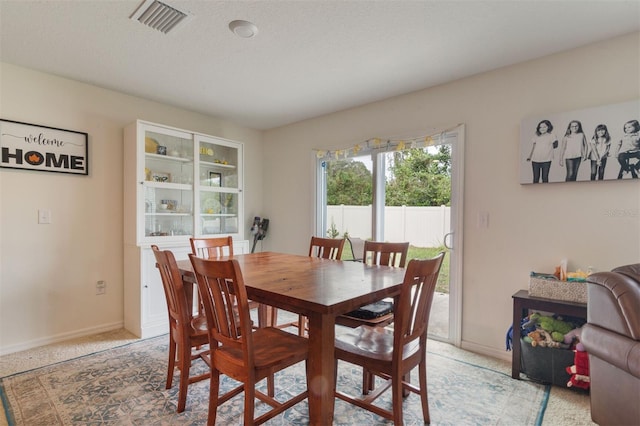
[
  {"left": 257, "top": 304, "right": 268, "bottom": 328},
  {"left": 511, "top": 298, "right": 523, "bottom": 379},
  {"left": 306, "top": 312, "right": 335, "bottom": 426}
]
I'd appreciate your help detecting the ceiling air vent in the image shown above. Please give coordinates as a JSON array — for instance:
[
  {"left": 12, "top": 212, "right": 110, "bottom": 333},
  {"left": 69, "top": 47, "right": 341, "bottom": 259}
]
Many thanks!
[{"left": 130, "top": 0, "right": 190, "bottom": 34}]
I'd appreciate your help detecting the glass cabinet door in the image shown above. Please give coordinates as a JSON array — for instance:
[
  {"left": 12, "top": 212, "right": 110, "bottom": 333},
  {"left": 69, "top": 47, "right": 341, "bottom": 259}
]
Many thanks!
[
  {"left": 142, "top": 127, "right": 194, "bottom": 240},
  {"left": 196, "top": 135, "right": 242, "bottom": 237}
]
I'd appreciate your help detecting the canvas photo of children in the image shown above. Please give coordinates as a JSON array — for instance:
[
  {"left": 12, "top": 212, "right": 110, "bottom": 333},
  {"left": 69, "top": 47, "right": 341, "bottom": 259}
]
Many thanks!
[{"left": 520, "top": 100, "right": 640, "bottom": 184}]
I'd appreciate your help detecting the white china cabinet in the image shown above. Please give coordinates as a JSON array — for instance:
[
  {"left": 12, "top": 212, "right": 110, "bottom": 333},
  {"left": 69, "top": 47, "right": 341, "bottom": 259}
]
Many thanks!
[{"left": 123, "top": 120, "right": 248, "bottom": 338}]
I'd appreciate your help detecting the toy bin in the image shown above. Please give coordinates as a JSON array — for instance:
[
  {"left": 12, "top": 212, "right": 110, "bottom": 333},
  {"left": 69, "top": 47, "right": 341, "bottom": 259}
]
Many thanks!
[{"left": 520, "top": 338, "right": 574, "bottom": 387}]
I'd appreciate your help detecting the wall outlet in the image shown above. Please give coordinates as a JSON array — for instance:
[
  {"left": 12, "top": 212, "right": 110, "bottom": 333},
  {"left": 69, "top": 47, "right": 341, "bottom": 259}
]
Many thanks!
[{"left": 96, "top": 280, "right": 106, "bottom": 295}]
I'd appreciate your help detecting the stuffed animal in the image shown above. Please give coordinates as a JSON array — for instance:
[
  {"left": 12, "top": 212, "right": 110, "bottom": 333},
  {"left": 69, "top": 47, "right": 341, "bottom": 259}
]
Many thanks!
[
  {"left": 563, "top": 325, "right": 583, "bottom": 349},
  {"left": 527, "top": 329, "right": 566, "bottom": 348},
  {"left": 538, "top": 316, "right": 574, "bottom": 342},
  {"left": 524, "top": 312, "right": 574, "bottom": 343},
  {"left": 566, "top": 344, "right": 590, "bottom": 390},
  {"left": 527, "top": 329, "right": 547, "bottom": 347}
]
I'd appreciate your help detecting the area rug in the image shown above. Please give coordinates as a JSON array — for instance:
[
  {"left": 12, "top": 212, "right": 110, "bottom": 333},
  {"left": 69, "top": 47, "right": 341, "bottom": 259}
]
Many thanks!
[{"left": 1, "top": 336, "right": 549, "bottom": 425}]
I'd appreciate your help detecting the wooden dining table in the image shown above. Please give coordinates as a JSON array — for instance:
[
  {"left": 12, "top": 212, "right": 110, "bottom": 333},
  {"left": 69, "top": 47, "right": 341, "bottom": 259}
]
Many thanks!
[{"left": 176, "top": 251, "right": 407, "bottom": 425}]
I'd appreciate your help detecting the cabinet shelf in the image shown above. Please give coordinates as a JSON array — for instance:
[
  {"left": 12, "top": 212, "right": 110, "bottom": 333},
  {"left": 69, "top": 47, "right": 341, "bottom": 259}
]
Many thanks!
[
  {"left": 199, "top": 160, "right": 236, "bottom": 169},
  {"left": 143, "top": 181, "right": 192, "bottom": 190},
  {"left": 198, "top": 186, "right": 239, "bottom": 193},
  {"left": 146, "top": 153, "right": 193, "bottom": 163}
]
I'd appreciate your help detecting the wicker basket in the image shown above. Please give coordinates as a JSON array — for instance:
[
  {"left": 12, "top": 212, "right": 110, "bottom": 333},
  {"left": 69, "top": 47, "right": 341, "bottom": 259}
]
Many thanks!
[{"left": 529, "top": 276, "right": 587, "bottom": 304}]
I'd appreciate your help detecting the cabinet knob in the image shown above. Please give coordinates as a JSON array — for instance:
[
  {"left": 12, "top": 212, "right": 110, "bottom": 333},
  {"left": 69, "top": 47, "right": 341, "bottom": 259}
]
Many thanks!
[{"left": 144, "top": 284, "right": 149, "bottom": 288}]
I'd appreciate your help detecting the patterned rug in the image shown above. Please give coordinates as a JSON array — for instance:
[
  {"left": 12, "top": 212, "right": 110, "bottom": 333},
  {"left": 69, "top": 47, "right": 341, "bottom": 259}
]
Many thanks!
[{"left": 1, "top": 335, "right": 549, "bottom": 425}]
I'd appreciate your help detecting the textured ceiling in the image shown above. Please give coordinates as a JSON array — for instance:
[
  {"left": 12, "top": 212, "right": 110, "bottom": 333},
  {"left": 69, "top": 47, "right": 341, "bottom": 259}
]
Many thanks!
[{"left": 1, "top": 1, "right": 639, "bottom": 130}]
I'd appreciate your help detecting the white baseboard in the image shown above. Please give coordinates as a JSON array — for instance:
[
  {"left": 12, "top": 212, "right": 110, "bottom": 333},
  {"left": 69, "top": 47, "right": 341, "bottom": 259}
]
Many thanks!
[
  {"left": 0, "top": 321, "right": 124, "bottom": 356},
  {"left": 460, "top": 340, "right": 513, "bottom": 363},
  {"left": 138, "top": 322, "right": 169, "bottom": 339},
  {"left": 1, "top": 322, "right": 515, "bottom": 366}
]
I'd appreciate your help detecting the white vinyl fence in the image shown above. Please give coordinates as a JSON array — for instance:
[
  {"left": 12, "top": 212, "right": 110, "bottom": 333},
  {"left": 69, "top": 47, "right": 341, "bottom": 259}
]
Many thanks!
[{"left": 326, "top": 205, "right": 450, "bottom": 248}]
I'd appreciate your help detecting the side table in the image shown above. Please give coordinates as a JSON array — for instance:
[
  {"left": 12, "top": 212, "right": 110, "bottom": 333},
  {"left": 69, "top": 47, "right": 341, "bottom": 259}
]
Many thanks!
[{"left": 511, "top": 289, "right": 587, "bottom": 379}]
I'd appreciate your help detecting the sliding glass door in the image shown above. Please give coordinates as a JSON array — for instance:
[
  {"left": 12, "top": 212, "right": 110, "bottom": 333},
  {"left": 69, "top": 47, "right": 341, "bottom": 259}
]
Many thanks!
[{"left": 316, "top": 125, "right": 464, "bottom": 344}]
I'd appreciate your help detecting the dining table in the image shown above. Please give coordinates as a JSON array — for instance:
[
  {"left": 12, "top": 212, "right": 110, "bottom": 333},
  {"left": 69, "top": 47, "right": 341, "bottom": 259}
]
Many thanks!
[{"left": 176, "top": 250, "right": 407, "bottom": 425}]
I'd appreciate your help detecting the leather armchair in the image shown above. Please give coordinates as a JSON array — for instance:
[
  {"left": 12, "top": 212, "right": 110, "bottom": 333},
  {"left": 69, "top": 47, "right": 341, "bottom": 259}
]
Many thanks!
[{"left": 582, "top": 263, "right": 640, "bottom": 426}]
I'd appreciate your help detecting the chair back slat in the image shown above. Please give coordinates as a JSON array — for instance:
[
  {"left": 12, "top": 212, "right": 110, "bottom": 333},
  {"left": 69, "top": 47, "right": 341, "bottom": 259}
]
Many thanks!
[
  {"left": 363, "top": 241, "right": 409, "bottom": 267},
  {"left": 395, "top": 252, "right": 445, "bottom": 350},
  {"left": 308, "top": 236, "right": 345, "bottom": 259},
  {"left": 189, "top": 255, "right": 252, "bottom": 356},
  {"left": 190, "top": 236, "right": 234, "bottom": 259}
]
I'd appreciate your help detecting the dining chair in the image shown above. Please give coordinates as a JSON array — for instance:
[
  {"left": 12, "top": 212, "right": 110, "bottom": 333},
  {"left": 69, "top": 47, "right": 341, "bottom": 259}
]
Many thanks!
[
  {"left": 309, "top": 236, "right": 345, "bottom": 259},
  {"left": 336, "top": 240, "right": 410, "bottom": 393},
  {"left": 190, "top": 236, "right": 234, "bottom": 259},
  {"left": 189, "top": 255, "right": 310, "bottom": 425},
  {"left": 278, "top": 236, "right": 347, "bottom": 335},
  {"left": 334, "top": 252, "right": 446, "bottom": 425},
  {"left": 336, "top": 240, "right": 409, "bottom": 329},
  {"left": 345, "top": 236, "right": 366, "bottom": 262},
  {"left": 363, "top": 240, "right": 409, "bottom": 267},
  {"left": 190, "top": 236, "right": 269, "bottom": 327},
  {"left": 151, "top": 245, "right": 210, "bottom": 413}
]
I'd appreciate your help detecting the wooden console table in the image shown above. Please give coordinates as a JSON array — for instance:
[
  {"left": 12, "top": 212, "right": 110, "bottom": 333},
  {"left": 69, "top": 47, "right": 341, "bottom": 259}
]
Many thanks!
[{"left": 511, "top": 290, "right": 587, "bottom": 379}]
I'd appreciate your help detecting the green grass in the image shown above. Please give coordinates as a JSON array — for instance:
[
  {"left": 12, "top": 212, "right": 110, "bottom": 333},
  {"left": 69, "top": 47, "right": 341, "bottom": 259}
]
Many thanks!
[
  {"left": 341, "top": 244, "right": 450, "bottom": 294},
  {"left": 407, "top": 246, "right": 450, "bottom": 293}
]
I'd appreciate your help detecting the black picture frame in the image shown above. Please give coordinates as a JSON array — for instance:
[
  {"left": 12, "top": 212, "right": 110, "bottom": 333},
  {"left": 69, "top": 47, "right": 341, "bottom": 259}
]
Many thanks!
[
  {"left": 0, "top": 118, "right": 89, "bottom": 175},
  {"left": 209, "top": 171, "right": 222, "bottom": 187}
]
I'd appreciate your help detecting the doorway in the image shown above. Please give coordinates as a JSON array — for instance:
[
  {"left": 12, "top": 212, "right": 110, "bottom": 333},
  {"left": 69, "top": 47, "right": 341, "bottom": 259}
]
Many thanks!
[{"left": 315, "top": 125, "right": 464, "bottom": 345}]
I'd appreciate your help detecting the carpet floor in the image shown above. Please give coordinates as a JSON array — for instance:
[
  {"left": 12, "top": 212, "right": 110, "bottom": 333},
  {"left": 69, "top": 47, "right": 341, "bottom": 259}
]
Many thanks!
[{"left": 0, "top": 327, "right": 593, "bottom": 425}]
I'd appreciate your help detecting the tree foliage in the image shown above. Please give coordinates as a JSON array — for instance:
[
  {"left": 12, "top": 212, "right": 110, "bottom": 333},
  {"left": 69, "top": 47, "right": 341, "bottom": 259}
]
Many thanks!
[
  {"left": 386, "top": 145, "right": 451, "bottom": 206},
  {"left": 325, "top": 145, "right": 451, "bottom": 206},
  {"left": 326, "top": 160, "right": 372, "bottom": 205}
]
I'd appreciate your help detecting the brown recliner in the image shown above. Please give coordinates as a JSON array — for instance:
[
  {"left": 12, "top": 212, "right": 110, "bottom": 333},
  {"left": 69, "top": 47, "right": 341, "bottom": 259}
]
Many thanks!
[{"left": 582, "top": 263, "right": 640, "bottom": 426}]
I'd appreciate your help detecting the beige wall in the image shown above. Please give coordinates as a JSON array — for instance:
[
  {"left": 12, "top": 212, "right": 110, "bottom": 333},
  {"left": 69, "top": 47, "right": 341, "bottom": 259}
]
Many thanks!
[
  {"left": 0, "top": 63, "right": 263, "bottom": 354},
  {"left": 1, "top": 32, "right": 638, "bottom": 357},
  {"left": 262, "top": 33, "right": 640, "bottom": 358}
]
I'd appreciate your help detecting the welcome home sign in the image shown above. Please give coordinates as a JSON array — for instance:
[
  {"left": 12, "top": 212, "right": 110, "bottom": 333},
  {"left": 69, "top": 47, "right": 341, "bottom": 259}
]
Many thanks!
[{"left": 0, "top": 119, "right": 88, "bottom": 175}]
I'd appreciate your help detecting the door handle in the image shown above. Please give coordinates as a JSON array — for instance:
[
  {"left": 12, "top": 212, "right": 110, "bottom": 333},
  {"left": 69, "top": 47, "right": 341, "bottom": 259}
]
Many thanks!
[{"left": 444, "top": 232, "right": 453, "bottom": 250}]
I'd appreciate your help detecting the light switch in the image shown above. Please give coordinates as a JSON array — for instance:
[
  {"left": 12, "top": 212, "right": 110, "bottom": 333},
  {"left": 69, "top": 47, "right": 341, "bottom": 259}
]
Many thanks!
[
  {"left": 477, "top": 211, "right": 489, "bottom": 229},
  {"left": 38, "top": 209, "right": 51, "bottom": 224}
]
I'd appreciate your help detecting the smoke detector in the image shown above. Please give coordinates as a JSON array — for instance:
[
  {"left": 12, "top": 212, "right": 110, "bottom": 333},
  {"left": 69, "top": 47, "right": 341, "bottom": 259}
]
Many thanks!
[
  {"left": 229, "top": 20, "right": 259, "bottom": 38},
  {"left": 130, "top": 0, "right": 191, "bottom": 34}
]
